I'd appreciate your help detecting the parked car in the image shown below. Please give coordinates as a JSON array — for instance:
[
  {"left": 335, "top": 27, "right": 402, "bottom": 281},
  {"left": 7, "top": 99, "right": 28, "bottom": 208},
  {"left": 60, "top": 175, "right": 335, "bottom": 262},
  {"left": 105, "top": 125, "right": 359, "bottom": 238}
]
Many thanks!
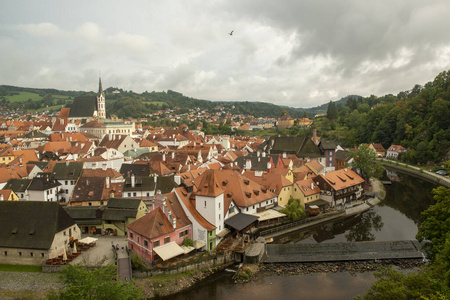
[{"left": 435, "top": 170, "right": 447, "bottom": 176}]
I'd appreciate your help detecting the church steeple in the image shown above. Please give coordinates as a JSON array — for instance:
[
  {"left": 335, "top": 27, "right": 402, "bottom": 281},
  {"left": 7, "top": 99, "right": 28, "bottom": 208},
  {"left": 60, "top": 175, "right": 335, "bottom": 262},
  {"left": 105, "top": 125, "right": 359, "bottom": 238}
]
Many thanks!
[{"left": 96, "top": 73, "right": 106, "bottom": 119}]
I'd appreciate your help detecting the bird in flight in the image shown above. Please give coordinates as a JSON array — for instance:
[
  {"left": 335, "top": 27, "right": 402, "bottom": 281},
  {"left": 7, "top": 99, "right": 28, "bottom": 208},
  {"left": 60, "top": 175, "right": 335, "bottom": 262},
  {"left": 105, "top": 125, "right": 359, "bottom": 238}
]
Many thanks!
[{"left": 229, "top": 30, "right": 234, "bottom": 36}]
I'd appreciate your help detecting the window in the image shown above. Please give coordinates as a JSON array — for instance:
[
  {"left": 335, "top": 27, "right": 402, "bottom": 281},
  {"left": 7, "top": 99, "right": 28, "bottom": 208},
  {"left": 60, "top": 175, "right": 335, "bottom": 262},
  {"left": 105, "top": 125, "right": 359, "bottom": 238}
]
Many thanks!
[
  {"left": 30, "top": 252, "right": 34, "bottom": 257},
  {"left": 65, "top": 181, "right": 68, "bottom": 185},
  {"left": 164, "top": 237, "right": 170, "bottom": 244},
  {"left": 41, "top": 253, "right": 44, "bottom": 258},
  {"left": 4, "top": 251, "right": 7, "bottom": 256},
  {"left": 219, "top": 214, "right": 221, "bottom": 220},
  {"left": 154, "top": 240, "right": 160, "bottom": 247},
  {"left": 127, "top": 193, "right": 131, "bottom": 197},
  {"left": 19, "top": 252, "right": 22, "bottom": 256},
  {"left": 133, "top": 192, "right": 137, "bottom": 197},
  {"left": 144, "top": 240, "right": 148, "bottom": 247},
  {"left": 88, "top": 203, "right": 92, "bottom": 206},
  {"left": 129, "top": 232, "right": 133, "bottom": 239},
  {"left": 63, "top": 231, "right": 66, "bottom": 236},
  {"left": 137, "top": 236, "right": 140, "bottom": 243},
  {"left": 204, "top": 201, "right": 206, "bottom": 207}
]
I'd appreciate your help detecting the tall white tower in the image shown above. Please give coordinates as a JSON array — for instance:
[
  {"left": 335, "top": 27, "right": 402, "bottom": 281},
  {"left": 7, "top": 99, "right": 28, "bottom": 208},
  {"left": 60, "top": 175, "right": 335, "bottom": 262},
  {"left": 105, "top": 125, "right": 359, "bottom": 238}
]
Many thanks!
[{"left": 97, "top": 75, "right": 106, "bottom": 119}]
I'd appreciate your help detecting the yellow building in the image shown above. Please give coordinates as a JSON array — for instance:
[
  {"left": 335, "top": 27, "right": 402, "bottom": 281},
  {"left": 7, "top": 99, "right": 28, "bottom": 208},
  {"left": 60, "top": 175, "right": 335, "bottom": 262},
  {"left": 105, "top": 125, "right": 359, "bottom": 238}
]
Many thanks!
[
  {"left": 292, "top": 178, "right": 322, "bottom": 208},
  {"left": 0, "top": 146, "right": 14, "bottom": 164}
]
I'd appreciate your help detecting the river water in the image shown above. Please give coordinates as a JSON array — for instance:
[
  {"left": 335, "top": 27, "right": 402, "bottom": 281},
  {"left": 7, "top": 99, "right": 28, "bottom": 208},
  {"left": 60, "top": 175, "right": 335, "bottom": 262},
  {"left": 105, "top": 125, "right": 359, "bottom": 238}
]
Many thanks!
[{"left": 161, "top": 169, "right": 437, "bottom": 300}]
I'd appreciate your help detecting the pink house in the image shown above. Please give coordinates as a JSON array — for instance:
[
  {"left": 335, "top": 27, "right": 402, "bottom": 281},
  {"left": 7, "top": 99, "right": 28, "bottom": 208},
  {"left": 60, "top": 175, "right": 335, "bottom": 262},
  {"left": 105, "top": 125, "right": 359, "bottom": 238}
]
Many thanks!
[{"left": 127, "top": 192, "right": 192, "bottom": 263}]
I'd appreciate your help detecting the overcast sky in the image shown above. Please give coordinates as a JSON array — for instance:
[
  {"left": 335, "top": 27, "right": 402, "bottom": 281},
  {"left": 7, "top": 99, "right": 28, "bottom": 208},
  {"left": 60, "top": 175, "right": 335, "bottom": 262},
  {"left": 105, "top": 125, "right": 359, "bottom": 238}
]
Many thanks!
[{"left": 1, "top": 1, "right": 450, "bottom": 108}]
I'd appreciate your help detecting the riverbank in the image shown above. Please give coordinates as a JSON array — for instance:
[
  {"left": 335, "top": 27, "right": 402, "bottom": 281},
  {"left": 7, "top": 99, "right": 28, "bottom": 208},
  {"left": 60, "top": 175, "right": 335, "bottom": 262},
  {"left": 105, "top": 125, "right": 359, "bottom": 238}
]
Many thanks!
[
  {"left": 134, "top": 262, "right": 234, "bottom": 298},
  {"left": 380, "top": 159, "right": 450, "bottom": 188},
  {"left": 262, "top": 258, "right": 424, "bottom": 276}
]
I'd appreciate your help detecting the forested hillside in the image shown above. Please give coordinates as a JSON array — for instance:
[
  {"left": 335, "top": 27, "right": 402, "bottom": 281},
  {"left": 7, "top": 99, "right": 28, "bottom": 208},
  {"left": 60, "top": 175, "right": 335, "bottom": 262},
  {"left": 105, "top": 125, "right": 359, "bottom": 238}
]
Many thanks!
[
  {"left": 317, "top": 70, "right": 450, "bottom": 164},
  {"left": 0, "top": 86, "right": 311, "bottom": 118}
]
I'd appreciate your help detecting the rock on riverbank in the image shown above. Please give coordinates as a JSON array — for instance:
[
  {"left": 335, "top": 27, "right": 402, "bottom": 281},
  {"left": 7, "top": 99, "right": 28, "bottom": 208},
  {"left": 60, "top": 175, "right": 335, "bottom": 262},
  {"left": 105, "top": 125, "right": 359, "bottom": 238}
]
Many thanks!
[{"left": 262, "top": 258, "right": 425, "bottom": 276}]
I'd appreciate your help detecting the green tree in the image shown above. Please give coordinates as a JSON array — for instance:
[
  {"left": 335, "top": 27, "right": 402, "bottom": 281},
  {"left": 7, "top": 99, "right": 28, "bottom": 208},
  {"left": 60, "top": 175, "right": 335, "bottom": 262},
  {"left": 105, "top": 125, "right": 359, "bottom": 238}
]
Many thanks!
[
  {"left": 280, "top": 197, "right": 306, "bottom": 221},
  {"left": 46, "top": 263, "right": 143, "bottom": 300},
  {"left": 326, "top": 101, "right": 338, "bottom": 120},
  {"left": 347, "top": 144, "right": 385, "bottom": 181},
  {"left": 416, "top": 186, "right": 450, "bottom": 259},
  {"left": 357, "top": 187, "right": 450, "bottom": 299}
]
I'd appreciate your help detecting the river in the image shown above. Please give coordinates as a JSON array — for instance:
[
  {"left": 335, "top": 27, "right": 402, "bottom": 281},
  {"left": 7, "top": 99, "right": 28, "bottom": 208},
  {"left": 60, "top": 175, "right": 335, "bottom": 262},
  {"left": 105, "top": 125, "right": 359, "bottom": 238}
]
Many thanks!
[{"left": 160, "top": 169, "right": 437, "bottom": 300}]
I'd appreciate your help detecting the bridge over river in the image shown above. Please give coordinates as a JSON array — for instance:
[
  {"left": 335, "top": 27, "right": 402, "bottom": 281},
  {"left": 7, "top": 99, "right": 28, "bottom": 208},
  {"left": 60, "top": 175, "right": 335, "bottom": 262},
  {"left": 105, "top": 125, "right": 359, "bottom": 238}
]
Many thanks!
[{"left": 264, "top": 240, "right": 425, "bottom": 263}]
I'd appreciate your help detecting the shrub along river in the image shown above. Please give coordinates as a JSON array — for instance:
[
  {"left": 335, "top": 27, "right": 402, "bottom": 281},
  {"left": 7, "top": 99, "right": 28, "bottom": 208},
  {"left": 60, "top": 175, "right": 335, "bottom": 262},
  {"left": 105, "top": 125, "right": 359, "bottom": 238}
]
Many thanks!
[{"left": 159, "top": 168, "right": 438, "bottom": 300}]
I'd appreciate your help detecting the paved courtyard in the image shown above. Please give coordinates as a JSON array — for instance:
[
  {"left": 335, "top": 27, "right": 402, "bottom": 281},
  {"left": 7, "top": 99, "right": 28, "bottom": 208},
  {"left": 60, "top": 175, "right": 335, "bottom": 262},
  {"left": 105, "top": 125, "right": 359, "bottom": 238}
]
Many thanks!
[{"left": 71, "top": 234, "right": 129, "bottom": 266}]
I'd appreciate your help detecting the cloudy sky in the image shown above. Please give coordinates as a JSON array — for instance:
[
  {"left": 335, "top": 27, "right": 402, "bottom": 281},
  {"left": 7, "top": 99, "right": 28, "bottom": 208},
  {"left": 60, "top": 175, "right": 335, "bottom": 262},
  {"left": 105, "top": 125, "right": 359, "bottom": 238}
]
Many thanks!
[{"left": 1, "top": 1, "right": 450, "bottom": 108}]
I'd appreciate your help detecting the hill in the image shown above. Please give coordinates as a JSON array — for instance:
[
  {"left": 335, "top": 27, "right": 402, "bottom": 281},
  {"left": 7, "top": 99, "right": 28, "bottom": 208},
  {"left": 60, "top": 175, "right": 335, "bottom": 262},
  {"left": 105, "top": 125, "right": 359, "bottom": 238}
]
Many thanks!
[{"left": 0, "top": 85, "right": 351, "bottom": 119}]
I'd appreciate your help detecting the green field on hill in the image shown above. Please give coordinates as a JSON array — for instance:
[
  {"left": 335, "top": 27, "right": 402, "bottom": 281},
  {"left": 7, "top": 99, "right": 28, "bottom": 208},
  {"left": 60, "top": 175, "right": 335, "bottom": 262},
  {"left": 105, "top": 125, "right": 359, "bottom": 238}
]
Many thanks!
[{"left": 5, "top": 91, "right": 42, "bottom": 102}]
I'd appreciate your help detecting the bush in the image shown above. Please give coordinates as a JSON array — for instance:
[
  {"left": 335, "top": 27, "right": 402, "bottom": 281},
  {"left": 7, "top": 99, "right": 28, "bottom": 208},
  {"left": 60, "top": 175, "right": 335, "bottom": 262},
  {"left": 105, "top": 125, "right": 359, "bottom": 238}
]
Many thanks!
[
  {"left": 130, "top": 252, "right": 146, "bottom": 271},
  {"left": 182, "top": 238, "right": 194, "bottom": 247}
]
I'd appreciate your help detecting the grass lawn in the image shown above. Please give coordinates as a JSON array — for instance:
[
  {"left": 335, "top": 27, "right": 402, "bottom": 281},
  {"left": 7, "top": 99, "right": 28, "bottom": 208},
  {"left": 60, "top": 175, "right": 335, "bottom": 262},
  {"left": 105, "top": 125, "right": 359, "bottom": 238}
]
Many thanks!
[
  {"left": 5, "top": 92, "right": 42, "bottom": 102},
  {"left": 0, "top": 264, "right": 42, "bottom": 272}
]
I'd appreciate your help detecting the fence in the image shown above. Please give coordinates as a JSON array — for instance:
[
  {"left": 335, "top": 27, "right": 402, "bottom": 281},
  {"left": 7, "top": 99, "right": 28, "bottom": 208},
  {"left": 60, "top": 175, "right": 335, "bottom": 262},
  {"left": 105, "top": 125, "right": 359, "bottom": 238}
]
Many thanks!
[{"left": 133, "top": 251, "right": 234, "bottom": 278}]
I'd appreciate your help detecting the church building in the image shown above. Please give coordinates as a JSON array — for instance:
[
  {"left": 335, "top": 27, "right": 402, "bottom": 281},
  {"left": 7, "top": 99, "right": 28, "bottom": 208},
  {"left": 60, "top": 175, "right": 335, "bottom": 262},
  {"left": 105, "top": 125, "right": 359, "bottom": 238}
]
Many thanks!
[{"left": 68, "top": 76, "right": 106, "bottom": 123}]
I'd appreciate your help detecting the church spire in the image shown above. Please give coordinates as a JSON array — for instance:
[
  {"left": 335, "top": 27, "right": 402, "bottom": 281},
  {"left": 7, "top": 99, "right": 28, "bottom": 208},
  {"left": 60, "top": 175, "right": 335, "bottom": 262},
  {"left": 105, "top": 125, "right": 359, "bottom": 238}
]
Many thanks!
[
  {"left": 98, "top": 72, "right": 104, "bottom": 97},
  {"left": 96, "top": 73, "right": 106, "bottom": 119}
]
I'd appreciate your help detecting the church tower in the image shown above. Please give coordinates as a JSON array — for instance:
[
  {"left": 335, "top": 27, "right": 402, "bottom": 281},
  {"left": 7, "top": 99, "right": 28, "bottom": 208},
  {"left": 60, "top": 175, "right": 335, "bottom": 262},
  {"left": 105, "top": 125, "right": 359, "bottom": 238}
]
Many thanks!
[{"left": 97, "top": 75, "right": 106, "bottom": 119}]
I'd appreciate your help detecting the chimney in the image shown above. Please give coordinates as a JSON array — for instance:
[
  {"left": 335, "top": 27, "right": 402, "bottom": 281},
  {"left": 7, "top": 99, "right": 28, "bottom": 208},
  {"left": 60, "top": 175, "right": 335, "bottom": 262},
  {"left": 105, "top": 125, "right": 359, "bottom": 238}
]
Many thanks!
[
  {"left": 162, "top": 153, "right": 166, "bottom": 161},
  {"left": 311, "top": 182, "right": 314, "bottom": 189},
  {"left": 171, "top": 152, "right": 175, "bottom": 159},
  {"left": 262, "top": 152, "right": 266, "bottom": 157},
  {"left": 0, "top": 194, "right": 4, "bottom": 201},
  {"left": 172, "top": 216, "right": 177, "bottom": 229},
  {"left": 131, "top": 174, "right": 135, "bottom": 188},
  {"left": 66, "top": 161, "right": 69, "bottom": 166},
  {"left": 106, "top": 177, "right": 110, "bottom": 188}
]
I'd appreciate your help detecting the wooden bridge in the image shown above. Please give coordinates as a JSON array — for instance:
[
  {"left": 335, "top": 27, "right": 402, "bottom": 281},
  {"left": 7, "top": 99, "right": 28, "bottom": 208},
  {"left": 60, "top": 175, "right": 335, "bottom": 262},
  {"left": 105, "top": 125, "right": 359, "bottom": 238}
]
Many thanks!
[{"left": 264, "top": 240, "right": 425, "bottom": 263}]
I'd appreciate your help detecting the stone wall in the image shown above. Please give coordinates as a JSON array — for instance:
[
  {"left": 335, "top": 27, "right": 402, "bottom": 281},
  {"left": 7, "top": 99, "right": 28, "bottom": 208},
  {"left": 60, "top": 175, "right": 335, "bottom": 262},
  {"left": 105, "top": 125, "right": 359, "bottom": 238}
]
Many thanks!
[{"left": 383, "top": 162, "right": 450, "bottom": 188}]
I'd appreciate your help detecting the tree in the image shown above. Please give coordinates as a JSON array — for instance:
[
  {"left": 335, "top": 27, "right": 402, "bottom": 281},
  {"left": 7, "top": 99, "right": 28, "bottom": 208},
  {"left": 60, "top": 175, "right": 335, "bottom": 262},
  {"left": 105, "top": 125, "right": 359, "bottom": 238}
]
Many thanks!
[
  {"left": 46, "top": 263, "right": 143, "bottom": 300},
  {"left": 326, "top": 101, "right": 338, "bottom": 120},
  {"left": 357, "top": 187, "right": 450, "bottom": 299},
  {"left": 280, "top": 197, "right": 306, "bottom": 221},
  {"left": 416, "top": 186, "right": 450, "bottom": 259},
  {"left": 347, "top": 144, "right": 385, "bottom": 181}
]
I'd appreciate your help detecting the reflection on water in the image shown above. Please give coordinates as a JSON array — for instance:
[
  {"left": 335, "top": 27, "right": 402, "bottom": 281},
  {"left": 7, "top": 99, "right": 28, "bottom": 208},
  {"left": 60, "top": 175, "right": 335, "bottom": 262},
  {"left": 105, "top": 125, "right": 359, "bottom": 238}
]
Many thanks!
[
  {"left": 345, "top": 210, "right": 383, "bottom": 242},
  {"left": 381, "top": 168, "right": 435, "bottom": 224},
  {"left": 162, "top": 269, "right": 377, "bottom": 300},
  {"left": 159, "top": 170, "right": 437, "bottom": 300},
  {"left": 276, "top": 169, "right": 436, "bottom": 245}
]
